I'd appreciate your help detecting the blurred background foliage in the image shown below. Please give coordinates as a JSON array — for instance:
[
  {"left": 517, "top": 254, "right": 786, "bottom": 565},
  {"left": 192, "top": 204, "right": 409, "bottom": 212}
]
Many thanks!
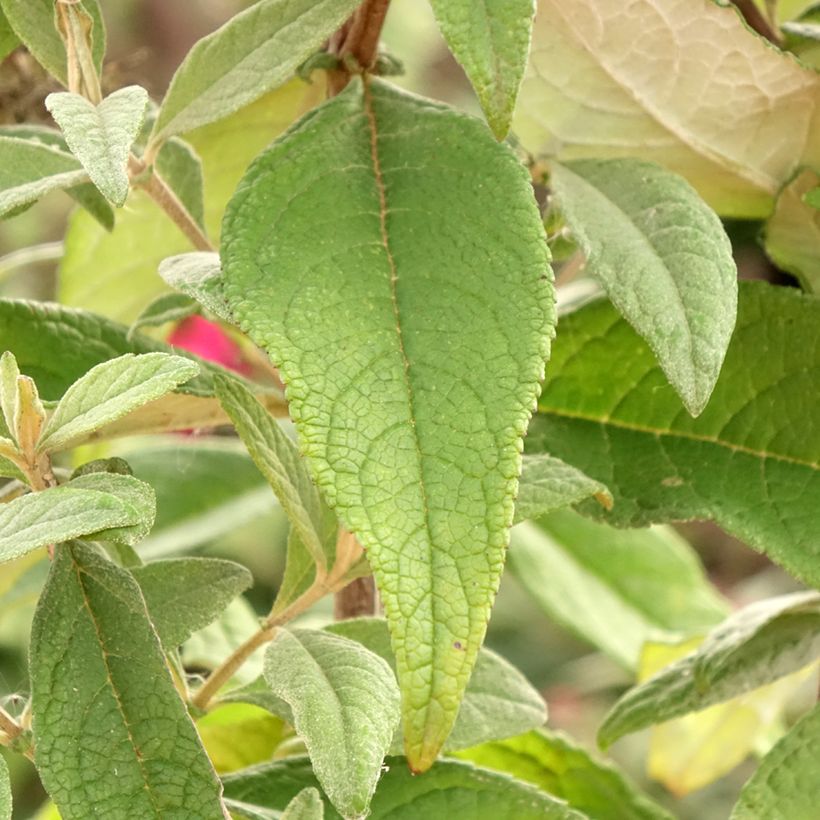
[{"left": 0, "top": 2, "right": 813, "bottom": 818}]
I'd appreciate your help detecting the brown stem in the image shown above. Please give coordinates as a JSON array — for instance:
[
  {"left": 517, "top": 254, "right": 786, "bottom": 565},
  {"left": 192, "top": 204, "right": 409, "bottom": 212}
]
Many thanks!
[
  {"left": 730, "top": 0, "right": 782, "bottom": 44},
  {"left": 333, "top": 529, "right": 377, "bottom": 619},
  {"left": 128, "top": 155, "right": 214, "bottom": 252}
]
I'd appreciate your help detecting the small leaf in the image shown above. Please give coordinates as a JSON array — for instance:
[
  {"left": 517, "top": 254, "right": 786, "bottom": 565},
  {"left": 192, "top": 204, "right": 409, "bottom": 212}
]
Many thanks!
[
  {"left": 46, "top": 86, "right": 149, "bottom": 206},
  {"left": 731, "top": 702, "right": 820, "bottom": 819},
  {"left": 133, "top": 557, "right": 253, "bottom": 648},
  {"left": 154, "top": 136, "right": 205, "bottom": 227},
  {"left": 509, "top": 511, "right": 728, "bottom": 669},
  {"left": 456, "top": 729, "right": 673, "bottom": 820},
  {"left": 38, "top": 352, "right": 199, "bottom": 453},
  {"left": 0, "top": 6, "right": 19, "bottom": 61},
  {"left": 282, "top": 788, "right": 324, "bottom": 820},
  {"left": 514, "top": 453, "right": 611, "bottom": 523},
  {"left": 0, "top": 752, "right": 10, "bottom": 820},
  {"left": 0, "top": 351, "right": 20, "bottom": 444},
  {"left": 30, "top": 542, "right": 227, "bottom": 819},
  {"left": 429, "top": 0, "right": 535, "bottom": 139},
  {"left": 263, "top": 627, "right": 400, "bottom": 818},
  {"left": 150, "top": 0, "right": 361, "bottom": 143},
  {"left": 158, "top": 252, "right": 234, "bottom": 322},
  {"left": 128, "top": 292, "right": 199, "bottom": 339},
  {"left": 599, "top": 591, "right": 820, "bottom": 748}
]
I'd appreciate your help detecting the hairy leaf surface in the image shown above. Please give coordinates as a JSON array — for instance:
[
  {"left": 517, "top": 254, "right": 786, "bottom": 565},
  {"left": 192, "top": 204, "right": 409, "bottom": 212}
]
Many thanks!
[
  {"left": 0, "top": 744, "right": 11, "bottom": 820},
  {"left": 282, "top": 788, "right": 324, "bottom": 820}
]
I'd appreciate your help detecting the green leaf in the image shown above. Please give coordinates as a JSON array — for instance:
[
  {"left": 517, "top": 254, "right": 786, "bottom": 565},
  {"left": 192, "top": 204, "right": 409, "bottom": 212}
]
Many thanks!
[
  {"left": 514, "top": 453, "right": 611, "bottom": 523},
  {"left": 731, "top": 702, "right": 820, "bottom": 819},
  {"left": 0, "top": 0, "right": 105, "bottom": 85},
  {"left": 133, "top": 557, "right": 253, "bottom": 648},
  {"left": 530, "top": 280, "right": 820, "bottom": 588},
  {"left": 282, "top": 788, "right": 324, "bottom": 820},
  {"left": 0, "top": 5, "right": 18, "bottom": 61},
  {"left": 598, "top": 591, "right": 820, "bottom": 748},
  {"left": 456, "top": 729, "right": 673, "bottom": 820},
  {"left": 324, "top": 617, "right": 547, "bottom": 753},
  {"left": 509, "top": 511, "right": 728, "bottom": 669},
  {"left": 214, "top": 374, "right": 331, "bottom": 571},
  {"left": 0, "top": 136, "right": 88, "bottom": 217},
  {"left": 0, "top": 753, "right": 10, "bottom": 820},
  {"left": 154, "top": 136, "right": 205, "bottom": 228},
  {"left": 222, "top": 756, "right": 585, "bottom": 819},
  {"left": 128, "top": 292, "right": 199, "bottom": 338},
  {"left": 0, "top": 485, "right": 146, "bottom": 564},
  {"left": 262, "top": 627, "right": 400, "bottom": 818},
  {"left": 804, "top": 185, "right": 820, "bottom": 209},
  {"left": 150, "top": 0, "right": 361, "bottom": 143},
  {"left": 158, "top": 252, "right": 233, "bottom": 322},
  {"left": 46, "top": 86, "right": 149, "bottom": 206},
  {"left": 30, "top": 542, "right": 226, "bottom": 819},
  {"left": 0, "top": 350, "right": 20, "bottom": 444},
  {"left": 518, "top": 0, "right": 820, "bottom": 218},
  {"left": 428, "top": 0, "right": 534, "bottom": 139},
  {"left": 549, "top": 159, "right": 737, "bottom": 415},
  {"left": 764, "top": 167, "right": 820, "bottom": 293},
  {"left": 38, "top": 352, "right": 199, "bottom": 452},
  {"left": 221, "top": 76, "right": 553, "bottom": 770}
]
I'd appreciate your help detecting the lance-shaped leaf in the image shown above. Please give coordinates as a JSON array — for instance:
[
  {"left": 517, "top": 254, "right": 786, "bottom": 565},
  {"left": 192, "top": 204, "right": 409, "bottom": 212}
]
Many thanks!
[
  {"left": 46, "top": 86, "right": 149, "bottom": 206},
  {"left": 598, "top": 591, "right": 820, "bottom": 747},
  {"left": 133, "top": 557, "right": 253, "bottom": 648},
  {"left": 282, "top": 788, "right": 324, "bottom": 820},
  {"left": 514, "top": 453, "right": 611, "bottom": 523},
  {"left": 0, "top": 0, "right": 105, "bottom": 85},
  {"left": 0, "top": 136, "right": 88, "bottom": 217},
  {"left": 529, "top": 280, "right": 820, "bottom": 588},
  {"left": 456, "top": 729, "right": 673, "bottom": 820},
  {"left": 0, "top": 753, "right": 10, "bottom": 820},
  {"left": 549, "top": 159, "right": 737, "bottom": 415},
  {"left": 518, "top": 0, "right": 820, "bottom": 218},
  {"left": 150, "top": 0, "right": 361, "bottom": 143},
  {"left": 428, "top": 0, "right": 535, "bottom": 140},
  {"left": 128, "top": 292, "right": 199, "bottom": 338},
  {"left": 0, "top": 6, "right": 19, "bottom": 62},
  {"left": 263, "top": 628, "right": 400, "bottom": 818},
  {"left": 159, "top": 252, "right": 233, "bottom": 323},
  {"left": 221, "top": 77, "right": 553, "bottom": 770},
  {"left": 29, "top": 542, "right": 226, "bottom": 819},
  {"left": 38, "top": 352, "right": 199, "bottom": 452},
  {"left": 731, "top": 702, "right": 820, "bottom": 819}
]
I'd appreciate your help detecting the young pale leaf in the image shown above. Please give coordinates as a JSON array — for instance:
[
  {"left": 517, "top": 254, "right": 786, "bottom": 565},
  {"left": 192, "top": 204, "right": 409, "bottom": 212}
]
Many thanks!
[
  {"left": 514, "top": 453, "right": 611, "bottom": 523},
  {"left": 456, "top": 729, "right": 673, "bottom": 820},
  {"left": 0, "top": 486, "right": 145, "bottom": 564},
  {"left": 530, "top": 280, "right": 820, "bottom": 588},
  {"left": 509, "top": 511, "right": 727, "bottom": 669},
  {"left": 263, "top": 628, "right": 400, "bottom": 818},
  {"left": 150, "top": 0, "right": 360, "bottom": 143},
  {"left": 731, "top": 702, "right": 820, "bottom": 819},
  {"left": 38, "top": 352, "right": 199, "bottom": 452},
  {"left": 0, "top": 753, "right": 10, "bottom": 820},
  {"left": 133, "top": 557, "right": 253, "bottom": 648},
  {"left": 0, "top": 136, "right": 88, "bottom": 217},
  {"left": 428, "top": 0, "right": 535, "bottom": 139},
  {"left": 128, "top": 292, "right": 199, "bottom": 339},
  {"left": 221, "top": 76, "right": 553, "bottom": 771},
  {"left": 223, "top": 756, "right": 585, "bottom": 819},
  {"left": 30, "top": 542, "right": 227, "bottom": 819},
  {"left": 764, "top": 167, "right": 820, "bottom": 293},
  {"left": 324, "top": 617, "right": 547, "bottom": 753},
  {"left": 518, "top": 0, "right": 820, "bottom": 218},
  {"left": 0, "top": 0, "right": 105, "bottom": 85},
  {"left": 549, "top": 159, "right": 737, "bottom": 415},
  {"left": 282, "top": 788, "right": 324, "bottom": 820},
  {"left": 599, "top": 592, "right": 820, "bottom": 747},
  {"left": 158, "top": 252, "right": 234, "bottom": 322},
  {"left": 0, "top": 351, "right": 20, "bottom": 444},
  {"left": 46, "top": 87, "right": 149, "bottom": 206}
]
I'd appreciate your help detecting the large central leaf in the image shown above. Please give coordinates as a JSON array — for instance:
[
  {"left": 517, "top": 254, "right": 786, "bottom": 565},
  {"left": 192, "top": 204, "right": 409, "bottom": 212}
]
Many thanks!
[{"left": 221, "top": 78, "right": 553, "bottom": 770}]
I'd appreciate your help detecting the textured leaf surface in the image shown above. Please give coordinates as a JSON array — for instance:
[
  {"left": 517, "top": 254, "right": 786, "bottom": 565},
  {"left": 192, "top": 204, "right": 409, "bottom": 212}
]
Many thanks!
[
  {"left": 0, "top": 0, "right": 104, "bottom": 85},
  {"left": 456, "top": 729, "right": 672, "bottom": 820},
  {"left": 133, "top": 557, "right": 253, "bottom": 648},
  {"left": 0, "top": 136, "right": 87, "bottom": 217},
  {"left": 29, "top": 542, "right": 226, "bottom": 819},
  {"left": 731, "top": 702, "right": 820, "bottom": 819},
  {"left": 325, "top": 617, "right": 547, "bottom": 753},
  {"left": 129, "top": 292, "right": 199, "bottom": 337},
  {"left": 158, "top": 253, "right": 233, "bottom": 322},
  {"left": 282, "top": 788, "right": 324, "bottom": 820},
  {"left": 514, "top": 453, "right": 611, "bottom": 523},
  {"left": 224, "top": 756, "right": 584, "bottom": 819},
  {"left": 549, "top": 159, "right": 737, "bottom": 414},
  {"left": 518, "top": 0, "right": 820, "bottom": 217},
  {"left": 263, "top": 628, "right": 400, "bottom": 818},
  {"left": 38, "top": 352, "right": 199, "bottom": 452},
  {"left": 0, "top": 753, "right": 10, "bottom": 820},
  {"left": 47, "top": 87, "right": 149, "bottom": 206},
  {"left": 509, "top": 511, "right": 727, "bottom": 669},
  {"left": 151, "top": 0, "right": 360, "bottom": 142},
  {"left": 428, "top": 0, "right": 534, "bottom": 139},
  {"left": 222, "top": 77, "right": 553, "bottom": 769},
  {"left": 764, "top": 168, "right": 820, "bottom": 293},
  {"left": 599, "top": 592, "right": 820, "bottom": 747},
  {"left": 530, "top": 281, "right": 820, "bottom": 587}
]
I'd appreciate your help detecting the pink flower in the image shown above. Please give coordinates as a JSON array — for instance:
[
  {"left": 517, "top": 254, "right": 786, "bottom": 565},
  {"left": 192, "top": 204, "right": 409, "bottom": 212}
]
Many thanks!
[{"left": 168, "top": 316, "right": 250, "bottom": 375}]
